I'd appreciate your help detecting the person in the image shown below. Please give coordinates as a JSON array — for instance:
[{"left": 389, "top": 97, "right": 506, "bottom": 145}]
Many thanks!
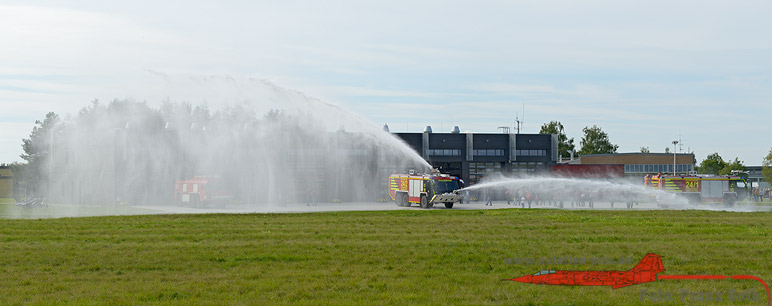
[
  {"left": 306, "top": 186, "right": 317, "bottom": 206},
  {"left": 485, "top": 189, "right": 492, "bottom": 206},
  {"left": 587, "top": 192, "right": 593, "bottom": 208},
  {"left": 526, "top": 192, "right": 532, "bottom": 207}
]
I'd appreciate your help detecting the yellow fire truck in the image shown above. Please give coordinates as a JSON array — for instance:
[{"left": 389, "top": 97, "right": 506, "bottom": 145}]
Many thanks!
[
  {"left": 388, "top": 170, "right": 463, "bottom": 208},
  {"left": 644, "top": 173, "right": 748, "bottom": 206}
]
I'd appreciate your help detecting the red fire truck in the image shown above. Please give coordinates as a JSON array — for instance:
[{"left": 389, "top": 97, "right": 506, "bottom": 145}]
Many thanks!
[
  {"left": 174, "top": 176, "right": 233, "bottom": 207},
  {"left": 388, "top": 170, "right": 463, "bottom": 208},
  {"left": 644, "top": 173, "right": 748, "bottom": 206}
]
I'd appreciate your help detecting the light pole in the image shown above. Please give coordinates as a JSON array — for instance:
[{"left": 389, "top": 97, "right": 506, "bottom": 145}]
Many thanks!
[{"left": 672, "top": 140, "right": 679, "bottom": 175}]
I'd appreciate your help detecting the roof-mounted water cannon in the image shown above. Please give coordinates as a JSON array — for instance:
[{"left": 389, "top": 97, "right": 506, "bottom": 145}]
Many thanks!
[{"left": 730, "top": 170, "right": 749, "bottom": 178}]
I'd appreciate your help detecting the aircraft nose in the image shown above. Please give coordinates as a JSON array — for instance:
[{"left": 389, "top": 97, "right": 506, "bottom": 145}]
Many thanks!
[{"left": 511, "top": 275, "right": 532, "bottom": 283}]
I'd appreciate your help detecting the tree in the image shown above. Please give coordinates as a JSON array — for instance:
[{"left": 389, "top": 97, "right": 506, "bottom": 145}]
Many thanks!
[
  {"left": 539, "top": 121, "right": 575, "bottom": 158},
  {"left": 697, "top": 152, "right": 726, "bottom": 175},
  {"left": 718, "top": 157, "right": 746, "bottom": 175},
  {"left": 18, "top": 112, "right": 60, "bottom": 197},
  {"left": 763, "top": 148, "right": 772, "bottom": 186},
  {"left": 577, "top": 125, "right": 618, "bottom": 155},
  {"left": 640, "top": 147, "right": 650, "bottom": 153},
  {"left": 664, "top": 147, "right": 670, "bottom": 153}
]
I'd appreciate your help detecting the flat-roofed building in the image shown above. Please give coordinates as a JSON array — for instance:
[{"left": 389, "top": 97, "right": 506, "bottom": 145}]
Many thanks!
[
  {"left": 564, "top": 152, "right": 696, "bottom": 177},
  {"left": 0, "top": 165, "right": 12, "bottom": 198}
]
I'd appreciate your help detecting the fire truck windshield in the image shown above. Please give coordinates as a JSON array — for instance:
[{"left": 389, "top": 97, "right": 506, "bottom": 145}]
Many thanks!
[
  {"left": 432, "top": 179, "right": 460, "bottom": 194},
  {"left": 207, "top": 178, "right": 227, "bottom": 193},
  {"left": 735, "top": 180, "right": 747, "bottom": 189}
]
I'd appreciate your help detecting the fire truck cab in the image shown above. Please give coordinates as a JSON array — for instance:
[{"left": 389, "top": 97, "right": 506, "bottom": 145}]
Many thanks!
[
  {"left": 174, "top": 176, "right": 233, "bottom": 207},
  {"left": 645, "top": 173, "right": 748, "bottom": 206},
  {"left": 388, "top": 170, "right": 463, "bottom": 208}
]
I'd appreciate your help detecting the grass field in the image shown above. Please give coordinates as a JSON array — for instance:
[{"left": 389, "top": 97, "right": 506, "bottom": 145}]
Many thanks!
[{"left": 1, "top": 208, "right": 771, "bottom": 305}]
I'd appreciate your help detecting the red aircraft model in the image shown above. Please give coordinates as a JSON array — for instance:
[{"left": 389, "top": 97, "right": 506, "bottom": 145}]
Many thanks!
[
  {"left": 506, "top": 253, "right": 771, "bottom": 305},
  {"left": 507, "top": 253, "right": 664, "bottom": 289}
]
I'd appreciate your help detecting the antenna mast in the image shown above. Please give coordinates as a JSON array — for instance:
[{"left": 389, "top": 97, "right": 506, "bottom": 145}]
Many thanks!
[{"left": 522, "top": 101, "right": 525, "bottom": 132}]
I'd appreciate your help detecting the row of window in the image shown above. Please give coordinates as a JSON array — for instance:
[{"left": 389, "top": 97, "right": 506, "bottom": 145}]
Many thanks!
[
  {"left": 428, "top": 149, "right": 462, "bottom": 156},
  {"left": 474, "top": 149, "right": 505, "bottom": 156},
  {"left": 516, "top": 149, "right": 547, "bottom": 156},
  {"left": 428, "top": 149, "right": 547, "bottom": 157},
  {"left": 625, "top": 164, "right": 694, "bottom": 173}
]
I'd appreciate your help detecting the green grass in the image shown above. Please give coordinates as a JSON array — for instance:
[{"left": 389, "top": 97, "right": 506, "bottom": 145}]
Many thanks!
[
  {"left": 0, "top": 202, "right": 156, "bottom": 219},
  {"left": 1, "top": 209, "right": 771, "bottom": 305}
]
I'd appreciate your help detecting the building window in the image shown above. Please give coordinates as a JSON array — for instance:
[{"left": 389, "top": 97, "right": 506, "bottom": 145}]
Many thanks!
[
  {"left": 623, "top": 164, "right": 694, "bottom": 174},
  {"left": 515, "top": 149, "right": 546, "bottom": 156},
  {"left": 428, "top": 149, "right": 461, "bottom": 156},
  {"left": 473, "top": 149, "right": 504, "bottom": 156},
  {"left": 469, "top": 162, "right": 502, "bottom": 184}
]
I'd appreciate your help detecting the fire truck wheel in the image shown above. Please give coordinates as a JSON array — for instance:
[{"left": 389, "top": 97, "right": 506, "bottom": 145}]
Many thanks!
[
  {"left": 722, "top": 194, "right": 736, "bottom": 207},
  {"left": 444, "top": 202, "right": 454, "bottom": 208},
  {"left": 420, "top": 195, "right": 428, "bottom": 208},
  {"left": 190, "top": 194, "right": 200, "bottom": 207},
  {"left": 395, "top": 193, "right": 404, "bottom": 206}
]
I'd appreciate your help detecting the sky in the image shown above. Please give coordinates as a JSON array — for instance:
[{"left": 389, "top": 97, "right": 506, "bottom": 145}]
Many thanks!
[{"left": 1, "top": 0, "right": 771, "bottom": 165}]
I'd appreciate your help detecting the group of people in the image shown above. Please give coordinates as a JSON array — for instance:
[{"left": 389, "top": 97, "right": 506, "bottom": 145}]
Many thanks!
[
  {"left": 479, "top": 187, "right": 639, "bottom": 209},
  {"left": 751, "top": 188, "right": 770, "bottom": 202},
  {"left": 482, "top": 189, "right": 592, "bottom": 208},
  {"left": 484, "top": 190, "right": 539, "bottom": 208}
]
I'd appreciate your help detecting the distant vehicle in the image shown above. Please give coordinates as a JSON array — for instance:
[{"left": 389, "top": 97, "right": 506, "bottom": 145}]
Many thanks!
[
  {"left": 174, "top": 176, "right": 233, "bottom": 207},
  {"left": 15, "top": 197, "right": 46, "bottom": 209},
  {"left": 388, "top": 170, "right": 463, "bottom": 208},
  {"left": 644, "top": 173, "right": 748, "bottom": 206}
]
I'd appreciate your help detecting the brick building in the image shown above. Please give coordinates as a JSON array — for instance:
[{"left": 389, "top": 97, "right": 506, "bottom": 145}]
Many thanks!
[{"left": 566, "top": 152, "right": 696, "bottom": 177}]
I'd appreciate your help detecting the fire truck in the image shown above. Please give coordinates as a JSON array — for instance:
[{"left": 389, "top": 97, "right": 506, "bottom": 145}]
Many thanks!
[
  {"left": 174, "top": 176, "right": 233, "bottom": 207},
  {"left": 644, "top": 173, "right": 748, "bottom": 206},
  {"left": 388, "top": 170, "right": 463, "bottom": 208}
]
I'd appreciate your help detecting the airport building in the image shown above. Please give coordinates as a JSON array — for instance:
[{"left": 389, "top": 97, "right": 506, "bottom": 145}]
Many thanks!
[
  {"left": 746, "top": 166, "right": 770, "bottom": 189},
  {"left": 0, "top": 165, "right": 12, "bottom": 198},
  {"left": 567, "top": 152, "right": 696, "bottom": 177},
  {"left": 562, "top": 152, "right": 696, "bottom": 178},
  {"left": 391, "top": 126, "right": 558, "bottom": 184}
]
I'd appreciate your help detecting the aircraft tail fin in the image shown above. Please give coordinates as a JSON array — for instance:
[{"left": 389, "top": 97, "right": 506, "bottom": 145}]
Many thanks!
[{"left": 631, "top": 253, "right": 665, "bottom": 274}]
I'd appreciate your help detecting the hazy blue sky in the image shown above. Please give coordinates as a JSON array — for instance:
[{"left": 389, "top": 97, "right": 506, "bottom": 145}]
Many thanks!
[{"left": 1, "top": 1, "right": 771, "bottom": 165}]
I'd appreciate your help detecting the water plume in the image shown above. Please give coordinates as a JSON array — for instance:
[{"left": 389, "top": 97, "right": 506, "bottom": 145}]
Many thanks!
[
  {"left": 45, "top": 74, "right": 430, "bottom": 209},
  {"left": 460, "top": 174, "right": 771, "bottom": 212}
]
